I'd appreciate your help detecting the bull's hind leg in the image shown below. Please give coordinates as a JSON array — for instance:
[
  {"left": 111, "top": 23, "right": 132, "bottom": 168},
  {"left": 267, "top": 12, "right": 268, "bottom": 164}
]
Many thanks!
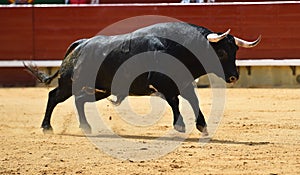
[
  {"left": 181, "top": 84, "right": 208, "bottom": 136},
  {"left": 75, "top": 91, "right": 110, "bottom": 134},
  {"left": 42, "top": 87, "right": 72, "bottom": 133}
]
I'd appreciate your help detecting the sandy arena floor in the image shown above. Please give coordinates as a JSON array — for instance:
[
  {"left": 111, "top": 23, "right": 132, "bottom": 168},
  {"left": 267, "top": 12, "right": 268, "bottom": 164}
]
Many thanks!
[{"left": 0, "top": 88, "right": 299, "bottom": 175}]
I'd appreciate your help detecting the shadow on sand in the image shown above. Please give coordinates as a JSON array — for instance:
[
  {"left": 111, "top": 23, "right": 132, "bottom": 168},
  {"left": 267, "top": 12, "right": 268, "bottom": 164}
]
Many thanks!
[{"left": 57, "top": 132, "right": 271, "bottom": 146}]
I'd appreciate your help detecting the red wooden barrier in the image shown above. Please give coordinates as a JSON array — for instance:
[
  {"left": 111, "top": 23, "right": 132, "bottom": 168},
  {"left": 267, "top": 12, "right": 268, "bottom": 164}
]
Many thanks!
[
  {"left": 0, "top": 6, "right": 33, "bottom": 60},
  {"left": 1, "top": 2, "right": 299, "bottom": 61},
  {"left": 0, "top": 2, "right": 300, "bottom": 85},
  {"left": 0, "top": 6, "right": 35, "bottom": 86},
  {"left": 0, "top": 67, "right": 35, "bottom": 86},
  {"left": 31, "top": 3, "right": 300, "bottom": 61},
  {"left": 100, "top": 0, "right": 180, "bottom": 3}
]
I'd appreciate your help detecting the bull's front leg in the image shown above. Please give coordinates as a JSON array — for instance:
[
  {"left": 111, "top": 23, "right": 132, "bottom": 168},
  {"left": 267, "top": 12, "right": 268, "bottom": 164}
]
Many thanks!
[
  {"left": 195, "top": 110, "right": 208, "bottom": 135},
  {"left": 181, "top": 84, "right": 208, "bottom": 136},
  {"left": 166, "top": 96, "right": 186, "bottom": 133}
]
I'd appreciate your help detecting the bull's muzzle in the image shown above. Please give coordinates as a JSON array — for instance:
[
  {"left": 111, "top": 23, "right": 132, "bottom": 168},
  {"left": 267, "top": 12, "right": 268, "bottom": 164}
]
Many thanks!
[{"left": 228, "top": 76, "right": 238, "bottom": 83}]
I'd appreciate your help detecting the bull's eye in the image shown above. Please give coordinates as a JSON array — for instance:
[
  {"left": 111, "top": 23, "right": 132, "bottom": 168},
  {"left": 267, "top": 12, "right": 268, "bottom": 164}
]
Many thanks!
[{"left": 217, "top": 49, "right": 228, "bottom": 62}]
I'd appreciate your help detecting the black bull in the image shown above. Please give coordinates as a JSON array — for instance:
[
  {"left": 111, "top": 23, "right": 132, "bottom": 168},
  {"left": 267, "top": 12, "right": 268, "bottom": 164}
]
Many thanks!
[{"left": 24, "top": 22, "right": 260, "bottom": 135}]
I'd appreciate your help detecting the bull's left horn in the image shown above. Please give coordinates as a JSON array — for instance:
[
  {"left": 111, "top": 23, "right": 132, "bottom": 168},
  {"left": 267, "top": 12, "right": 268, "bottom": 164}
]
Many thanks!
[
  {"left": 207, "top": 29, "right": 231, "bottom": 42},
  {"left": 234, "top": 35, "right": 262, "bottom": 48}
]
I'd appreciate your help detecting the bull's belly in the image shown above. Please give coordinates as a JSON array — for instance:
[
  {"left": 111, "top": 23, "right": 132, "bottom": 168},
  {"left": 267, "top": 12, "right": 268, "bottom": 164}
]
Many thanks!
[
  {"left": 108, "top": 85, "right": 160, "bottom": 106},
  {"left": 128, "top": 85, "right": 155, "bottom": 96}
]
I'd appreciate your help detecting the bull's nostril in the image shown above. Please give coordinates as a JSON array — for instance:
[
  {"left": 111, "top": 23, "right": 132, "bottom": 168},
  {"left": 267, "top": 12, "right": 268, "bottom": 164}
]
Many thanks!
[{"left": 229, "top": 76, "right": 237, "bottom": 83}]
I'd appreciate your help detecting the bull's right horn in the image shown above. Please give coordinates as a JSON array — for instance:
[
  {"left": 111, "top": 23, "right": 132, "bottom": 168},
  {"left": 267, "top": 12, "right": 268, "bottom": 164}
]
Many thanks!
[
  {"left": 234, "top": 35, "right": 262, "bottom": 48},
  {"left": 207, "top": 29, "right": 231, "bottom": 43}
]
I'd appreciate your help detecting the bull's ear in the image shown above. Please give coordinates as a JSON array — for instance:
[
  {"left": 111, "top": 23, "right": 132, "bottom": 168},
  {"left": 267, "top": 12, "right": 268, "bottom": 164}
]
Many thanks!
[
  {"left": 207, "top": 29, "right": 231, "bottom": 42},
  {"left": 234, "top": 35, "right": 261, "bottom": 48}
]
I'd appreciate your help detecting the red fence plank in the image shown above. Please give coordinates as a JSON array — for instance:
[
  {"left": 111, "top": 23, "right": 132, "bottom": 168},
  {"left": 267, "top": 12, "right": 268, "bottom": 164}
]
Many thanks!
[
  {"left": 100, "top": 0, "right": 180, "bottom": 3},
  {"left": 0, "top": 6, "right": 34, "bottom": 86},
  {"left": 1, "top": 3, "right": 299, "bottom": 61},
  {"left": 0, "top": 2, "right": 300, "bottom": 86},
  {"left": 0, "top": 6, "right": 33, "bottom": 60},
  {"left": 34, "top": 6, "right": 114, "bottom": 60},
  {"left": 33, "top": 3, "right": 300, "bottom": 60},
  {"left": 0, "top": 68, "right": 36, "bottom": 86}
]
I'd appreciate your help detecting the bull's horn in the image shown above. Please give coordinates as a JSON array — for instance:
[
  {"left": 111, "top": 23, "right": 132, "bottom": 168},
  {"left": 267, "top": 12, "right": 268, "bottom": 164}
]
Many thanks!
[
  {"left": 207, "top": 29, "right": 231, "bottom": 42},
  {"left": 234, "top": 35, "right": 261, "bottom": 48}
]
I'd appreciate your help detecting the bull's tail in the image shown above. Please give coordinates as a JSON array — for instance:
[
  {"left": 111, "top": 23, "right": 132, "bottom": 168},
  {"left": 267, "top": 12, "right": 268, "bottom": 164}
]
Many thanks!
[
  {"left": 23, "top": 63, "right": 59, "bottom": 85},
  {"left": 24, "top": 38, "right": 88, "bottom": 85}
]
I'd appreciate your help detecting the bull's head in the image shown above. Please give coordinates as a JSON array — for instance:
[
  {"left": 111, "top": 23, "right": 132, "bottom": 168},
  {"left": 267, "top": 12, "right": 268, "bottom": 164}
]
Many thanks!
[{"left": 206, "top": 30, "right": 261, "bottom": 83}]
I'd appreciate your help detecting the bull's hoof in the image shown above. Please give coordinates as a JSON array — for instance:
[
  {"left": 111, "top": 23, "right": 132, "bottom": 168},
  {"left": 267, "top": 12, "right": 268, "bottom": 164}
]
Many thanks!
[
  {"left": 196, "top": 125, "right": 209, "bottom": 137},
  {"left": 42, "top": 125, "right": 53, "bottom": 134},
  {"left": 174, "top": 124, "right": 186, "bottom": 133},
  {"left": 79, "top": 124, "right": 92, "bottom": 134}
]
